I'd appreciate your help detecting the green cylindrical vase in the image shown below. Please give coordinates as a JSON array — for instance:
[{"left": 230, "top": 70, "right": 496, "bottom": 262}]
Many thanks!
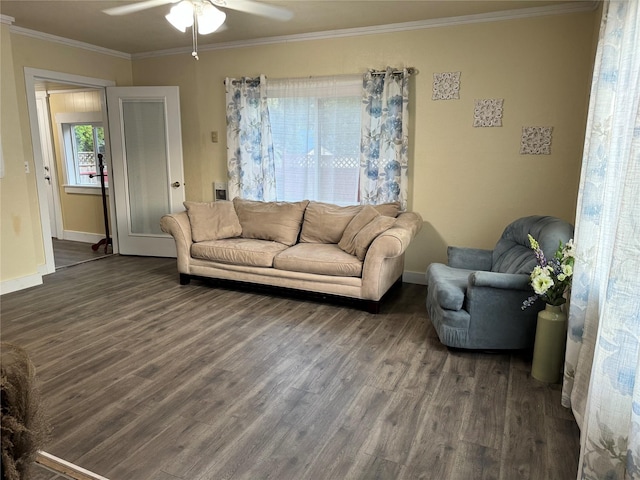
[{"left": 531, "top": 304, "right": 567, "bottom": 383}]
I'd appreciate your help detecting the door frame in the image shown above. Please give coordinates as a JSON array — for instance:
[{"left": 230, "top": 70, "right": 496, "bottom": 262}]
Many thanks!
[
  {"left": 24, "top": 67, "right": 118, "bottom": 275},
  {"left": 34, "top": 91, "right": 63, "bottom": 239}
]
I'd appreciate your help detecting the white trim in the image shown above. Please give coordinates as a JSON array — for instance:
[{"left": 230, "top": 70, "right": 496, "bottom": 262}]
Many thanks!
[
  {"left": 9, "top": 25, "right": 131, "bottom": 60},
  {"left": 37, "top": 451, "right": 111, "bottom": 480},
  {"left": 133, "top": 1, "right": 600, "bottom": 59},
  {"left": 64, "top": 185, "right": 108, "bottom": 195},
  {"left": 0, "top": 273, "right": 43, "bottom": 295},
  {"left": 23, "top": 68, "right": 119, "bottom": 277},
  {"left": 403, "top": 270, "right": 427, "bottom": 286},
  {"left": 6, "top": 2, "right": 598, "bottom": 61},
  {"left": 55, "top": 111, "right": 103, "bottom": 124},
  {"left": 62, "top": 230, "right": 105, "bottom": 245},
  {"left": 35, "top": 91, "right": 64, "bottom": 239},
  {"left": 0, "top": 14, "right": 15, "bottom": 25}
]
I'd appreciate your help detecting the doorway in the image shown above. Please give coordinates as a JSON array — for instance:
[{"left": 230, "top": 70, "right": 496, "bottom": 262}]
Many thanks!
[{"left": 24, "top": 68, "right": 118, "bottom": 275}]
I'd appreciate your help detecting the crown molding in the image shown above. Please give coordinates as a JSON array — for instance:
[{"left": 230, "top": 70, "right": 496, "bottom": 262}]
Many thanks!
[
  {"left": 9, "top": 25, "right": 131, "bottom": 60},
  {"left": 1, "top": 14, "right": 15, "bottom": 25},
  {"left": 7, "top": 1, "right": 599, "bottom": 62},
  {"left": 133, "top": 0, "right": 600, "bottom": 60}
]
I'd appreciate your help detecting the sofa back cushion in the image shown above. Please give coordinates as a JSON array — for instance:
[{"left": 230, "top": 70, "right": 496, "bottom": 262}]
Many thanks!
[
  {"left": 300, "top": 202, "right": 362, "bottom": 244},
  {"left": 233, "top": 198, "right": 309, "bottom": 246},
  {"left": 183, "top": 201, "right": 242, "bottom": 242},
  {"left": 300, "top": 201, "right": 401, "bottom": 244}
]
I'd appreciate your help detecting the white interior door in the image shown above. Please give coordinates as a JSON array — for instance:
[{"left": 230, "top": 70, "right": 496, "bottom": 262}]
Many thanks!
[{"left": 107, "top": 86, "right": 185, "bottom": 257}]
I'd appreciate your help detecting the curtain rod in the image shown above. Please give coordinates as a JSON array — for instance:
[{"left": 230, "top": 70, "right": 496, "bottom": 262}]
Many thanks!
[
  {"left": 225, "top": 68, "right": 418, "bottom": 85},
  {"left": 369, "top": 67, "right": 418, "bottom": 76}
]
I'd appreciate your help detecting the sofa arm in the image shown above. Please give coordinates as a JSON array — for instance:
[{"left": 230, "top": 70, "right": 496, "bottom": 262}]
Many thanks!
[
  {"left": 448, "top": 246, "right": 493, "bottom": 270},
  {"left": 361, "top": 211, "right": 423, "bottom": 301},
  {"left": 468, "top": 271, "right": 531, "bottom": 291},
  {"left": 160, "top": 211, "right": 192, "bottom": 274},
  {"left": 368, "top": 211, "right": 423, "bottom": 259}
]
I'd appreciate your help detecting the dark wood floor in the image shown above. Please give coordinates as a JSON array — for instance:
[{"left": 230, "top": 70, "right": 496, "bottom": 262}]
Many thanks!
[
  {"left": 0, "top": 255, "right": 580, "bottom": 480},
  {"left": 53, "top": 238, "right": 112, "bottom": 269}
]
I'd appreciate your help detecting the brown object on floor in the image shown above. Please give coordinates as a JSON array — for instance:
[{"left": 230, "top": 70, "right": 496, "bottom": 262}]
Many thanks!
[{"left": 1, "top": 343, "right": 50, "bottom": 480}]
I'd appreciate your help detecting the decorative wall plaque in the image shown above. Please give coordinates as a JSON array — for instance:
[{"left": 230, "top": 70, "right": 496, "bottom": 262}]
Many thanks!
[
  {"left": 473, "top": 99, "right": 504, "bottom": 127},
  {"left": 432, "top": 72, "right": 461, "bottom": 100},
  {"left": 520, "top": 126, "right": 553, "bottom": 155}
]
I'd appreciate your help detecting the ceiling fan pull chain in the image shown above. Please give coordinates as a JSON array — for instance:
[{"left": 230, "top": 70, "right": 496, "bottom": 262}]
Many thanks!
[{"left": 192, "top": 7, "right": 199, "bottom": 60}]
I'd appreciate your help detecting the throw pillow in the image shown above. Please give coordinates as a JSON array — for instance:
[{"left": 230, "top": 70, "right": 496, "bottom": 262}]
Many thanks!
[
  {"left": 338, "top": 205, "right": 380, "bottom": 255},
  {"left": 183, "top": 201, "right": 242, "bottom": 242},
  {"left": 233, "top": 198, "right": 310, "bottom": 246},
  {"left": 374, "top": 202, "right": 401, "bottom": 218},
  {"left": 353, "top": 215, "right": 396, "bottom": 260}
]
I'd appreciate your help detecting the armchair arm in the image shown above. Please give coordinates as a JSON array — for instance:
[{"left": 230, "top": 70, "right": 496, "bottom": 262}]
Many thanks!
[
  {"left": 468, "top": 271, "right": 531, "bottom": 291},
  {"left": 160, "top": 211, "right": 192, "bottom": 274},
  {"left": 448, "top": 246, "right": 493, "bottom": 270}
]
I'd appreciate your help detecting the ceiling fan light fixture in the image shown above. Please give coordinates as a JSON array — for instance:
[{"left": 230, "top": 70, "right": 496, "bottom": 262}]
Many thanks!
[
  {"left": 197, "top": 3, "right": 226, "bottom": 35},
  {"left": 165, "top": 1, "right": 194, "bottom": 32}
]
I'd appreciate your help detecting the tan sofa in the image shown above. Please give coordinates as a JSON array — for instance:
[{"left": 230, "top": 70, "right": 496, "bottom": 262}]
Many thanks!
[{"left": 160, "top": 198, "right": 423, "bottom": 312}]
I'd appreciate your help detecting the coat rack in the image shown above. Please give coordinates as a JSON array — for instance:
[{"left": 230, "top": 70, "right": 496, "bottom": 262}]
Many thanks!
[{"left": 89, "top": 153, "right": 111, "bottom": 254}]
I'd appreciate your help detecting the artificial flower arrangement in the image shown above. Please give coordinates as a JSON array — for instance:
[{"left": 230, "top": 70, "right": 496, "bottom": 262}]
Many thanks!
[{"left": 522, "top": 234, "right": 575, "bottom": 309}]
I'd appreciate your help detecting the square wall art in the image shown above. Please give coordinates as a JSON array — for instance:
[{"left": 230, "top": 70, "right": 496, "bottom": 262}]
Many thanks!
[
  {"left": 473, "top": 99, "right": 504, "bottom": 127},
  {"left": 520, "top": 126, "right": 553, "bottom": 155},
  {"left": 432, "top": 72, "right": 461, "bottom": 100}
]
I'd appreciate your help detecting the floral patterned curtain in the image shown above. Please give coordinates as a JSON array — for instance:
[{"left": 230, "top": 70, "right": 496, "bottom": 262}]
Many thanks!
[
  {"left": 561, "top": 1, "right": 640, "bottom": 478},
  {"left": 225, "top": 75, "right": 276, "bottom": 200},
  {"left": 360, "top": 68, "right": 410, "bottom": 210}
]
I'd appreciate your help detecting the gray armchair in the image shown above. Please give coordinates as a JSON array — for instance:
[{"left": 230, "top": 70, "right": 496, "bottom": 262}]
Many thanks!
[{"left": 425, "top": 215, "right": 574, "bottom": 350}]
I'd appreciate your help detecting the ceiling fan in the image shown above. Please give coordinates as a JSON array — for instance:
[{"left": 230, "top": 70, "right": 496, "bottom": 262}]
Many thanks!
[{"left": 103, "top": 0, "right": 293, "bottom": 59}]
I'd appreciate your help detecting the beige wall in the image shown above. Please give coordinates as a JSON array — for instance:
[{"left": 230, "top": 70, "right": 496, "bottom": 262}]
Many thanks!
[
  {"left": 1, "top": 23, "right": 39, "bottom": 286},
  {"left": 48, "top": 90, "right": 110, "bottom": 236},
  {"left": 1, "top": 32, "right": 132, "bottom": 286},
  {"left": 132, "top": 9, "right": 600, "bottom": 274}
]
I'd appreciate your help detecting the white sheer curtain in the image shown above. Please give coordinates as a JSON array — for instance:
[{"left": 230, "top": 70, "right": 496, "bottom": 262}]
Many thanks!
[
  {"left": 561, "top": 1, "right": 640, "bottom": 478},
  {"left": 267, "top": 75, "right": 361, "bottom": 204}
]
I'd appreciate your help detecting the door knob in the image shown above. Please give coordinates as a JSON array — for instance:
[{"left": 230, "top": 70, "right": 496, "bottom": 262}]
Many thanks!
[{"left": 171, "top": 181, "right": 181, "bottom": 188}]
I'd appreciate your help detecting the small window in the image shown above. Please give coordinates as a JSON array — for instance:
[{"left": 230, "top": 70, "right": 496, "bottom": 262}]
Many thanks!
[
  {"left": 57, "top": 112, "right": 107, "bottom": 190},
  {"left": 61, "top": 123, "right": 106, "bottom": 187}
]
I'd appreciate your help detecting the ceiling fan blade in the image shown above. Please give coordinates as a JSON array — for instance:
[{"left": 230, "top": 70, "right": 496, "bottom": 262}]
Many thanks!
[
  {"left": 217, "top": 0, "right": 293, "bottom": 21},
  {"left": 103, "top": 0, "right": 177, "bottom": 16}
]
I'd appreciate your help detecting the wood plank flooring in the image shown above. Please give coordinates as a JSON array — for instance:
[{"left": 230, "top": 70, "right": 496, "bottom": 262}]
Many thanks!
[
  {"left": 53, "top": 239, "right": 112, "bottom": 269},
  {"left": 0, "top": 255, "right": 580, "bottom": 480}
]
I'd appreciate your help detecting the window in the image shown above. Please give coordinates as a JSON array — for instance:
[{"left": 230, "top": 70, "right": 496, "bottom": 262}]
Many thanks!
[
  {"left": 267, "top": 76, "right": 361, "bottom": 205},
  {"left": 57, "top": 112, "right": 106, "bottom": 191}
]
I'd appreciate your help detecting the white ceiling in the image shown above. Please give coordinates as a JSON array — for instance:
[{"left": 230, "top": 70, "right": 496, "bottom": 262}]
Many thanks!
[{"left": 1, "top": 0, "right": 596, "bottom": 56}]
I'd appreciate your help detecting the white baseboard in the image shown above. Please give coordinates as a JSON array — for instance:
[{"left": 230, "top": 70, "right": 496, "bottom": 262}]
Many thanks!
[
  {"left": 61, "top": 230, "right": 104, "bottom": 244},
  {"left": 403, "top": 270, "right": 427, "bottom": 285},
  {"left": 1, "top": 272, "right": 43, "bottom": 295}
]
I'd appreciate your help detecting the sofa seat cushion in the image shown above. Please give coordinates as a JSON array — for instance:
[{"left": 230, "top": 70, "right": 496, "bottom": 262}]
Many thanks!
[
  {"left": 191, "top": 238, "right": 289, "bottom": 267},
  {"left": 274, "top": 244, "right": 363, "bottom": 277},
  {"left": 233, "top": 198, "right": 309, "bottom": 246},
  {"left": 426, "top": 263, "right": 474, "bottom": 311}
]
